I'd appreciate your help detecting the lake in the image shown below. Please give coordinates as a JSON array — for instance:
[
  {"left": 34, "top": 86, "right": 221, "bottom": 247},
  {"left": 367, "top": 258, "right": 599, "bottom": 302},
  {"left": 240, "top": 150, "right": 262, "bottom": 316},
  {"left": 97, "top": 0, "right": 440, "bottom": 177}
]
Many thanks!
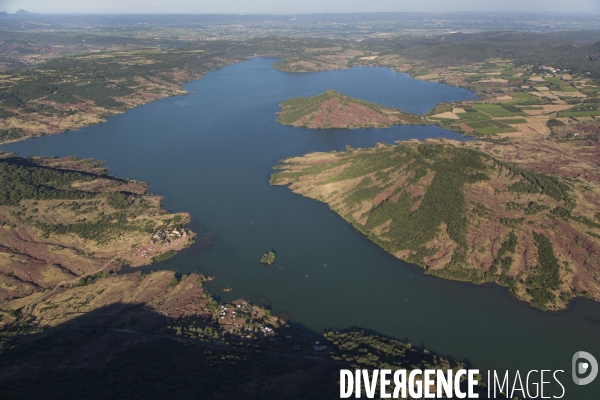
[{"left": 3, "top": 57, "right": 599, "bottom": 396}]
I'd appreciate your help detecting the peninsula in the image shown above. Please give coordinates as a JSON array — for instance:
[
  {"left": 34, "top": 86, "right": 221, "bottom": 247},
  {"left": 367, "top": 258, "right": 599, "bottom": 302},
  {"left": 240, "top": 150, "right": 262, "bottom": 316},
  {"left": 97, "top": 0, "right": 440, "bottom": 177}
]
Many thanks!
[
  {"left": 271, "top": 139, "right": 600, "bottom": 310},
  {"left": 277, "top": 90, "right": 421, "bottom": 129}
]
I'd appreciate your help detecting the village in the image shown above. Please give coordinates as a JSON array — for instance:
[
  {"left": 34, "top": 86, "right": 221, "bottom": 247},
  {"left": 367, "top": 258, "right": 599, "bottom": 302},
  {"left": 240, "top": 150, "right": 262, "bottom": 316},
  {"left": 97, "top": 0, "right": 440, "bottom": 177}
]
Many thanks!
[
  {"left": 216, "top": 301, "right": 280, "bottom": 340},
  {"left": 129, "top": 227, "right": 191, "bottom": 261},
  {"left": 167, "top": 298, "right": 330, "bottom": 354}
]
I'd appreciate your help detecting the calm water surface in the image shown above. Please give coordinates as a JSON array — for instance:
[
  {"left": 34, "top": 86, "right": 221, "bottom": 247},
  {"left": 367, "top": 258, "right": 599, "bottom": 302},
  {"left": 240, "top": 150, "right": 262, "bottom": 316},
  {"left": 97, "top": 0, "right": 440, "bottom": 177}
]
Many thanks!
[{"left": 3, "top": 58, "right": 599, "bottom": 396}]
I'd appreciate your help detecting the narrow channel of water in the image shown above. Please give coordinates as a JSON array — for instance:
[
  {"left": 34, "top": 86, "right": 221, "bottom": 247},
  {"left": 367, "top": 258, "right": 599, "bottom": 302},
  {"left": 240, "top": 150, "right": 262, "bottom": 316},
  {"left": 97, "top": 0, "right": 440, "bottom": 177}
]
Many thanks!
[{"left": 3, "top": 57, "right": 599, "bottom": 396}]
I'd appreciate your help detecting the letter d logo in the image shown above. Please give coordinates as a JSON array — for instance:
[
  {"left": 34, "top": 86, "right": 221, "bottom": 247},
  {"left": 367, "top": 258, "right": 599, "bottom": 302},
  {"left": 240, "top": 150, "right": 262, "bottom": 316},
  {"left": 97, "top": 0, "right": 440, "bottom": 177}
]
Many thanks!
[{"left": 572, "top": 351, "right": 598, "bottom": 385}]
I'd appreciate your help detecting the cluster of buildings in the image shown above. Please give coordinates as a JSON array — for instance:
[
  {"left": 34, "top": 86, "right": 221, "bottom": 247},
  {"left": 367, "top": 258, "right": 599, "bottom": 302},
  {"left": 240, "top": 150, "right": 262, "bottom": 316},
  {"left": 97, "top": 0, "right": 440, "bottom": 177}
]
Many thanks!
[
  {"left": 237, "top": 324, "right": 277, "bottom": 339},
  {"left": 218, "top": 305, "right": 238, "bottom": 321},
  {"left": 216, "top": 303, "right": 281, "bottom": 340},
  {"left": 131, "top": 245, "right": 156, "bottom": 258},
  {"left": 525, "top": 64, "right": 569, "bottom": 75},
  {"left": 173, "top": 300, "right": 332, "bottom": 354},
  {"left": 151, "top": 228, "right": 188, "bottom": 245}
]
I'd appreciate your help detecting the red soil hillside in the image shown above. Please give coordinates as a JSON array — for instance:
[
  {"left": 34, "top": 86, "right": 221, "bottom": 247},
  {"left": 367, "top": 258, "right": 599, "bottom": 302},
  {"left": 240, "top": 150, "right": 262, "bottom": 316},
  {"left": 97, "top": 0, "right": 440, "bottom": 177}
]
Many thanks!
[{"left": 277, "top": 90, "right": 421, "bottom": 129}]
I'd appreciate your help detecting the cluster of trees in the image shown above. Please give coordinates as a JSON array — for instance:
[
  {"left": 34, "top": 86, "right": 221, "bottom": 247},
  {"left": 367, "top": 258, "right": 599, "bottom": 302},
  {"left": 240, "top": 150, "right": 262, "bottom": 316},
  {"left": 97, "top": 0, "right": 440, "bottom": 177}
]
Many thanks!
[
  {"left": 34, "top": 212, "right": 154, "bottom": 245},
  {"left": 506, "top": 201, "right": 550, "bottom": 215},
  {"left": 260, "top": 251, "right": 276, "bottom": 265},
  {"left": 491, "top": 157, "right": 572, "bottom": 203},
  {"left": 0, "top": 157, "right": 95, "bottom": 206},
  {"left": 486, "top": 232, "right": 518, "bottom": 290},
  {"left": 74, "top": 271, "right": 111, "bottom": 287},
  {"left": 357, "top": 144, "right": 490, "bottom": 269},
  {"left": 106, "top": 191, "right": 134, "bottom": 209},
  {"left": 0, "top": 128, "right": 24, "bottom": 143},
  {"left": 169, "top": 324, "right": 219, "bottom": 339},
  {"left": 0, "top": 109, "right": 16, "bottom": 119},
  {"left": 0, "top": 78, "right": 132, "bottom": 110},
  {"left": 0, "top": 79, "right": 57, "bottom": 108},
  {"left": 0, "top": 156, "right": 158, "bottom": 245},
  {"left": 154, "top": 251, "right": 177, "bottom": 265},
  {"left": 324, "top": 330, "right": 460, "bottom": 374},
  {"left": 527, "top": 233, "right": 562, "bottom": 309}
]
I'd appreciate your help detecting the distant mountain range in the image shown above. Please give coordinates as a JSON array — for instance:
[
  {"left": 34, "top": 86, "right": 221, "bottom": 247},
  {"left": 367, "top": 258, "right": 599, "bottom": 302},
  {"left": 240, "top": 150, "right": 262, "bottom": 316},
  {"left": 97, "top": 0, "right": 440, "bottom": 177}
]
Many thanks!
[{"left": 0, "top": 9, "right": 32, "bottom": 16}]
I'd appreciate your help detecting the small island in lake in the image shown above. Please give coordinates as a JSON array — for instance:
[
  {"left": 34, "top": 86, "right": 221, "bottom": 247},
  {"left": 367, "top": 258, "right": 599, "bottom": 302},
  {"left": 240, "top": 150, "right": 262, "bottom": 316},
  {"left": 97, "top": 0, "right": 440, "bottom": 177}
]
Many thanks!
[
  {"left": 260, "top": 251, "right": 276, "bottom": 265},
  {"left": 277, "top": 90, "right": 421, "bottom": 129}
]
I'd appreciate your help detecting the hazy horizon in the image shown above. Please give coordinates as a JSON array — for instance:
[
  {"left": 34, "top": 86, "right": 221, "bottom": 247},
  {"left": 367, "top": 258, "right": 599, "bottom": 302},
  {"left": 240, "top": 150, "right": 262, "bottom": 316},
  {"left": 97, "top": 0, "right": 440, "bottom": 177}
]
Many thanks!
[{"left": 1, "top": 0, "right": 600, "bottom": 15}]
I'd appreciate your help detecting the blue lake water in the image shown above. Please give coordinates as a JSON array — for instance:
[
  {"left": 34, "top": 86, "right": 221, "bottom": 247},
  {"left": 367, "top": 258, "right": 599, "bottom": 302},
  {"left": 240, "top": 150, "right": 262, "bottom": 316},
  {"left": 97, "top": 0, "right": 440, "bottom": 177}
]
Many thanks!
[{"left": 3, "top": 57, "right": 599, "bottom": 396}]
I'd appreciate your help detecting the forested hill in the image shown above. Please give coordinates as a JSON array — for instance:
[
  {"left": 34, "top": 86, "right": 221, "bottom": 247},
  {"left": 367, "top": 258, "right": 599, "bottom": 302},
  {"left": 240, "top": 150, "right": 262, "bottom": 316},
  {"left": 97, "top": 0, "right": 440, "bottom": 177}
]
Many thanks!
[{"left": 271, "top": 140, "right": 600, "bottom": 310}]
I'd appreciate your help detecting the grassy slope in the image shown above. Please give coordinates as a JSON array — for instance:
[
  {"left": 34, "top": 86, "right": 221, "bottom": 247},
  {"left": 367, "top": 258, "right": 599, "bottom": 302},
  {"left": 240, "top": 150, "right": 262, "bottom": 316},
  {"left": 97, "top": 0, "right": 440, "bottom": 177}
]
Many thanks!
[{"left": 271, "top": 140, "right": 600, "bottom": 310}]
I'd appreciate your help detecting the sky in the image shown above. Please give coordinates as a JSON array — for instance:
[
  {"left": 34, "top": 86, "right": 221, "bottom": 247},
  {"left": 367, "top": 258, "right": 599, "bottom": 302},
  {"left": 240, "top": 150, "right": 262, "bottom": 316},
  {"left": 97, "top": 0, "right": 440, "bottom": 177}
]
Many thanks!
[{"left": 1, "top": 0, "right": 600, "bottom": 14}]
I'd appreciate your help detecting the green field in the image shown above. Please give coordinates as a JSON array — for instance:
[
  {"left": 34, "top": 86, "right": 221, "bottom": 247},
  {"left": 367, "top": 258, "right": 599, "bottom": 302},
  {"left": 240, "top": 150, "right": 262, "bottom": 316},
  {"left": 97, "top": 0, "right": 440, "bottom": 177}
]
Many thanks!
[
  {"left": 473, "top": 104, "right": 525, "bottom": 117},
  {"left": 559, "top": 85, "right": 577, "bottom": 92},
  {"left": 151, "top": 250, "right": 177, "bottom": 264},
  {"left": 581, "top": 87, "right": 600, "bottom": 94},
  {"left": 465, "top": 120, "right": 517, "bottom": 135},
  {"left": 434, "top": 103, "right": 453, "bottom": 113},
  {"left": 455, "top": 113, "right": 490, "bottom": 119},
  {"left": 499, "top": 119, "right": 528, "bottom": 124},
  {"left": 544, "top": 77, "right": 563, "bottom": 84},
  {"left": 558, "top": 110, "right": 600, "bottom": 117},
  {"left": 506, "top": 92, "right": 545, "bottom": 105}
]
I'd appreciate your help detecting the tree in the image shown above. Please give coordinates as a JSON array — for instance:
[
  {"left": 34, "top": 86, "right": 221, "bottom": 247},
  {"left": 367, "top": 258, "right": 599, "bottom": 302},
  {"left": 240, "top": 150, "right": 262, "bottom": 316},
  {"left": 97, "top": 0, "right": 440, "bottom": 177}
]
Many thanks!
[{"left": 260, "top": 251, "right": 276, "bottom": 265}]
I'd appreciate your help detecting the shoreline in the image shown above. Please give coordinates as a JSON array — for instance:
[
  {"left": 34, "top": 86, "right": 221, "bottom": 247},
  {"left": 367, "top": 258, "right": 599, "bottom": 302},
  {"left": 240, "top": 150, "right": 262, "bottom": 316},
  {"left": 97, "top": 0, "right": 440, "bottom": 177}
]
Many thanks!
[
  {"left": 1, "top": 55, "right": 490, "bottom": 151},
  {"left": 0, "top": 49, "right": 249, "bottom": 145}
]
